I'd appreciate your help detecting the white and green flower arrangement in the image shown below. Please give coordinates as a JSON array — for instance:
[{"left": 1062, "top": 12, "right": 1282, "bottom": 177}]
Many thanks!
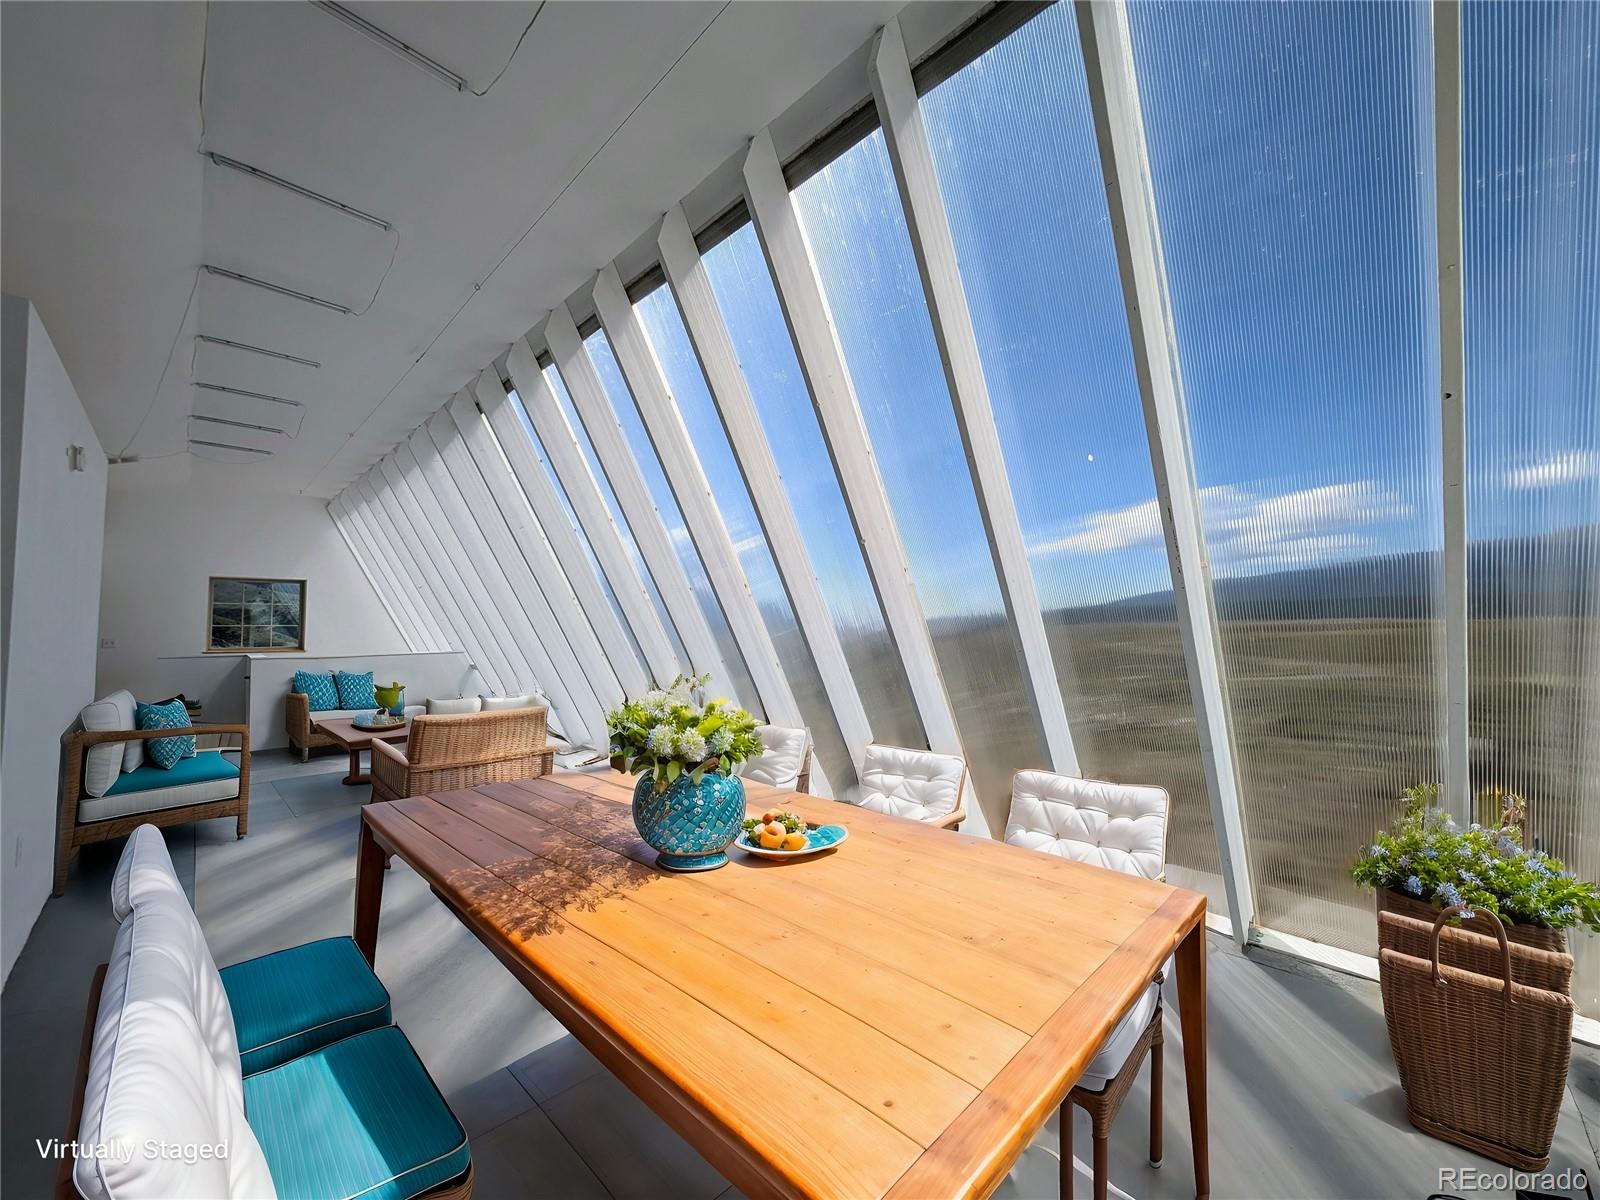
[{"left": 606, "top": 673, "right": 764, "bottom": 795}]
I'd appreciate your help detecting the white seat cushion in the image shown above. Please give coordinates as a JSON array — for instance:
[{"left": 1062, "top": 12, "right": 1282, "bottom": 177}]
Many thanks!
[
  {"left": 78, "top": 760, "right": 243, "bottom": 823},
  {"left": 738, "top": 725, "right": 810, "bottom": 789},
  {"left": 79, "top": 689, "right": 139, "bottom": 798},
  {"left": 110, "top": 824, "right": 187, "bottom": 921},
  {"left": 426, "top": 695, "right": 482, "bottom": 715},
  {"left": 1005, "top": 771, "right": 1169, "bottom": 880},
  {"left": 75, "top": 899, "right": 273, "bottom": 1200},
  {"left": 852, "top": 744, "right": 966, "bottom": 822},
  {"left": 1076, "top": 977, "right": 1165, "bottom": 1090},
  {"left": 481, "top": 693, "right": 543, "bottom": 712}
]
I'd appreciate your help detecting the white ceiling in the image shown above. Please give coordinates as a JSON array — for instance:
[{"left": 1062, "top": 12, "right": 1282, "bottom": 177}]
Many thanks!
[{"left": 2, "top": 0, "right": 979, "bottom": 497}]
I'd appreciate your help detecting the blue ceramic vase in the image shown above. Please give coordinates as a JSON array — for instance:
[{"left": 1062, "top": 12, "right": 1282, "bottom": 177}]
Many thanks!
[{"left": 632, "top": 769, "right": 745, "bottom": 872}]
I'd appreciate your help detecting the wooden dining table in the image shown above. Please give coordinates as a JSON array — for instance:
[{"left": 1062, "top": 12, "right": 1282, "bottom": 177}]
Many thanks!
[{"left": 352, "top": 769, "right": 1209, "bottom": 1200}]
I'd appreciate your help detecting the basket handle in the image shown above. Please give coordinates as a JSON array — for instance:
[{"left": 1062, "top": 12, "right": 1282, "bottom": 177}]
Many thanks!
[{"left": 1429, "top": 904, "right": 1513, "bottom": 1000}]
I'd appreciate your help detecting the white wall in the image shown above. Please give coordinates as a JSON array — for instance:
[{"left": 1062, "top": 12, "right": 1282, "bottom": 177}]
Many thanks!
[
  {"left": 96, "top": 482, "right": 409, "bottom": 721},
  {"left": 1, "top": 296, "right": 107, "bottom": 984}
]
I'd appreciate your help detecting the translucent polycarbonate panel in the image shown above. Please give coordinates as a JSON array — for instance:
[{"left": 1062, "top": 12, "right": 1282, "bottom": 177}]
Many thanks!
[
  {"left": 922, "top": 3, "right": 1221, "bottom": 905},
  {"left": 793, "top": 129, "right": 1046, "bottom": 818},
  {"left": 701, "top": 223, "right": 924, "bottom": 751},
  {"left": 583, "top": 329, "right": 762, "bottom": 713},
  {"left": 543, "top": 363, "right": 692, "bottom": 671},
  {"left": 493, "top": 394, "right": 649, "bottom": 675},
  {"left": 634, "top": 284, "right": 855, "bottom": 790},
  {"left": 1130, "top": 0, "right": 1443, "bottom": 951},
  {"left": 1463, "top": 0, "right": 1600, "bottom": 1014}
]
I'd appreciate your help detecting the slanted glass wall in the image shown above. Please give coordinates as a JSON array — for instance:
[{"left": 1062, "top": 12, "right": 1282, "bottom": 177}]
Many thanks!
[
  {"left": 921, "top": 2, "right": 1222, "bottom": 907},
  {"left": 580, "top": 329, "right": 762, "bottom": 712},
  {"left": 1463, "top": 0, "right": 1600, "bottom": 1010},
  {"left": 1128, "top": 0, "right": 1444, "bottom": 952},
  {"left": 793, "top": 128, "right": 1046, "bottom": 814},
  {"left": 634, "top": 285, "right": 855, "bottom": 789},
  {"left": 701, "top": 224, "right": 925, "bottom": 752}
]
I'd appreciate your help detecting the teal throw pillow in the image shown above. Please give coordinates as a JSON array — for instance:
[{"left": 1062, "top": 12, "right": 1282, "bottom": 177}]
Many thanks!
[
  {"left": 136, "top": 699, "right": 196, "bottom": 770},
  {"left": 335, "top": 670, "right": 376, "bottom": 710},
  {"left": 294, "top": 670, "right": 339, "bottom": 712}
]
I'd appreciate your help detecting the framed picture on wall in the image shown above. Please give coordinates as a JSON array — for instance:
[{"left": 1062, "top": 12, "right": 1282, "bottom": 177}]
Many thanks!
[{"left": 207, "top": 577, "right": 306, "bottom": 652}]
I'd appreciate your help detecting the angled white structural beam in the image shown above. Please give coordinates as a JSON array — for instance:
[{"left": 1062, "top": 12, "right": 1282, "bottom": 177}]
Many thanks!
[
  {"left": 341, "top": 485, "right": 452, "bottom": 652},
  {"left": 411, "top": 423, "right": 594, "bottom": 745},
  {"left": 451, "top": 387, "right": 630, "bottom": 713},
  {"left": 870, "top": 18, "right": 1080, "bottom": 777},
  {"left": 658, "top": 205, "right": 873, "bottom": 775},
  {"left": 473, "top": 366, "right": 651, "bottom": 697},
  {"left": 328, "top": 497, "right": 427, "bottom": 652},
  {"left": 590, "top": 263, "right": 815, "bottom": 737},
  {"left": 372, "top": 459, "right": 512, "bottom": 696},
  {"left": 742, "top": 127, "right": 985, "bottom": 834},
  {"left": 545, "top": 301, "right": 741, "bottom": 704},
  {"left": 1075, "top": 0, "right": 1254, "bottom": 940},
  {"left": 504, "top": 337, "right": 681, "bottom": 688},
  {"left": 1434, "top": 0, "right": 1470, "bottom": 822},
  {"left": 394, "top": 443, "right": 537, "bottom": 696},
  {"left": 339, "top": 491, "right": 441, "bottom": 651}
]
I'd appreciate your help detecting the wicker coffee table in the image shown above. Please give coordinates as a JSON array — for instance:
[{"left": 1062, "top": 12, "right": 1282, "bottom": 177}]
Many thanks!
[{"left": 313, "top": 716, "right": 411, "bottom": 786}]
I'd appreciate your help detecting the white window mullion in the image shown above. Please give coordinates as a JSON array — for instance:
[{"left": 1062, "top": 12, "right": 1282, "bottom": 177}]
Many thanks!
[
  {"left": 344, "top": 480, "right": 454, "bottom": 652},
  {"left": 504, "top": 336, "right": 682, "bottom": 688},
  {"left": 328, "top": 496, "right": 425, "bottom": 652},
  {"left": 395, "top": 443, "right": 534, "bottom": 699},
  {"left": 742, "top": 127, "right": 987, "bottom": 835},
  {"left": 658, "top": 204, "right": 873, "bottom": 775},
  {"left": 1075, "top": 0, "right": 1254, "bottom": 939},
  {"left": 591, "top": 262, "right": 826, "bottom": 774},
  {"left": 870, "top": 17, "right": 1081, "bottom": 777},
  {"left": 473, "top": 365, "right": 652, "bottom": 698},
  {"left": 372, "top": 459, "right": 511, "bottom": 696},
  {"left": 546, "top": 300, "right": 740, "bottom": 702},
  {"left": 337, "top": 489, "right": 435, "bottom": 650},
  {"left": 411, "top": 424, "right": 596, "bottom": 746},
  {"left": 453, "top": 376, "right": 630, "bottom": 708}
]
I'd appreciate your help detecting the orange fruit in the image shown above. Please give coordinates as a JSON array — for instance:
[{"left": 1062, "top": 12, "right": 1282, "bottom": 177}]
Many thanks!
[
  {"left": 782, "top": 831, "right": 808, "bottom": 851},
  {"left": 759, "top": 829, "right": 785, "bottom": 850},
  {"left": 762, "top": 820, "right": 785, "bottom": 838}
]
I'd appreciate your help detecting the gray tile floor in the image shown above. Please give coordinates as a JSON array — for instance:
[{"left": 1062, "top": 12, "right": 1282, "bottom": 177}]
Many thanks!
[{"left": 5, "top": 750, "right": 1597, "bottom": 1200}]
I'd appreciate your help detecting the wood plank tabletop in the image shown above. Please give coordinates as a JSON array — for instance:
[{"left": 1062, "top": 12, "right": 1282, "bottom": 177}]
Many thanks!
[{"left": 353, "top": 768, "right": 1208, "bottom": 1200}]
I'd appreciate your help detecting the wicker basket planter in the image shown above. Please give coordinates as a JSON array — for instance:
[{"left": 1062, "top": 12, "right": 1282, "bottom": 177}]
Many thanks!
[
  {"left": 1378, "top": 905, "right": 1574, "bottom": 1170},
  {"left": 1376, "top": 888, "right": 1565, "bottom": 954}
]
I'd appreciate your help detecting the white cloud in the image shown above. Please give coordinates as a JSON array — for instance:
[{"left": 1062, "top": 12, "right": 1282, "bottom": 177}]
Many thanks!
[
  {"left": 1027, "top": 478, "right": 1413, "bottom": 570},
  {"left": 1504, "top": 450, "right": 1600, "bottom": 490}
]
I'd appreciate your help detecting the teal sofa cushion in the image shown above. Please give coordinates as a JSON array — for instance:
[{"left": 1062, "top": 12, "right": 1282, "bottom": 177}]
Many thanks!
[
  {"left": 222, "top": 937, "right": 392, "bottom": 1076},
  {"left": 136, "top": 698, "right": 195, "bottom": 769},
  {"left": 244, "top": 1026, "right": 471, "bottom": 1200},
  {"left": 294, "top": 670, "right": 340, "bottom": 712},
  {"left": 105, "top": 751, "right": 239, "bottom": 796},
  {"left": 334, "top": 670, "right": 376, "bottom": 710}
]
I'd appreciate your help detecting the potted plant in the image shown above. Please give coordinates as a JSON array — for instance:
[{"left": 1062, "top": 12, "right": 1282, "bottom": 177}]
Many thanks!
[
  {"left": 606, "top": 674, "right": 765, "bottom": 872},
  {"left": 1352, "top": 784, "right": 1600, "bottom": 951}
]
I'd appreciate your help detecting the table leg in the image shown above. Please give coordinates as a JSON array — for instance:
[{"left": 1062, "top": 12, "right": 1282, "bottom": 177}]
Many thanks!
[
  {"left": 342, "top": 746, "right": 366, "bottom": 785},
  {"left": 1175, "top": 918, "right": 1208, "bottom": 1199},
  {"left": 353, "top": 818, "right": 387, "bottom": 966}
]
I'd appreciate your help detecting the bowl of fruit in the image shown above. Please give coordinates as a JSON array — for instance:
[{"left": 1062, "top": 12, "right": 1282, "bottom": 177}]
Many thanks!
[{"left": 736, "top": 808, "right": 848, "bottom": 860}]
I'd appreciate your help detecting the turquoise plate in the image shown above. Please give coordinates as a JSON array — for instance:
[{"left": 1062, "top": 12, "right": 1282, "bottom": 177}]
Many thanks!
[{"left": 735, "top": 822, "right": 849, "bottom": 860}]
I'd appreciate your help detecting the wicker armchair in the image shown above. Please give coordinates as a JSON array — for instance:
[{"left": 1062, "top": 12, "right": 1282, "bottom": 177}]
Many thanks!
[{"left": 369, "top": 707, "right": 554, "bottom": 803}]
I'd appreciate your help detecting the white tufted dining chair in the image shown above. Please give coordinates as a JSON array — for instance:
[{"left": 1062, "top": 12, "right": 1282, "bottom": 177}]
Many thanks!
[
  {"left": 736, "top": 725, "right": 813, "bottom": 793},
  {"left": 1005, "top": 770, "right": 1171, "bottom": 1200},
  {"left": 847, "top": 744, "right": 967, "bottom": 828}
]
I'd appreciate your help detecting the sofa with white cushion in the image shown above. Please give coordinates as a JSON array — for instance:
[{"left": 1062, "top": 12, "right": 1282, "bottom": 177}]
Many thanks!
[
  {"left": 62, "top": 825, "right": 473, "bottom": 1200},
  {"left": 56, "top": 689, "right": 249, "bottom": 895}
]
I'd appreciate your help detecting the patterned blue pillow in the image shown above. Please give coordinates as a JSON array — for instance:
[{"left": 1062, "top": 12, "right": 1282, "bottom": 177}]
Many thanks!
[
  {"left": 136, "top": 699, "right": 196, "bottom": 770},
  {"left": 335, "top": 670, "right": 376, "bottom": 710},
  {"left": 294, "top": 670, "right": 339, "bottom": 712}
]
